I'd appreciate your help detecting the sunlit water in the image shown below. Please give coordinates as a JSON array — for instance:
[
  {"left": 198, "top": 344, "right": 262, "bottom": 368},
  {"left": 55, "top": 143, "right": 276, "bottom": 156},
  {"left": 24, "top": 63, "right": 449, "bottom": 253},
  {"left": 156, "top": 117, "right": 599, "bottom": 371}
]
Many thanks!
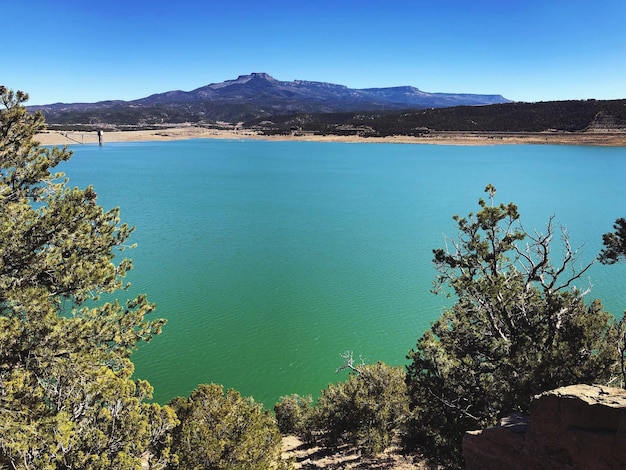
[{"left": 58, "top": 140, "right": 626, "bottom": 406}]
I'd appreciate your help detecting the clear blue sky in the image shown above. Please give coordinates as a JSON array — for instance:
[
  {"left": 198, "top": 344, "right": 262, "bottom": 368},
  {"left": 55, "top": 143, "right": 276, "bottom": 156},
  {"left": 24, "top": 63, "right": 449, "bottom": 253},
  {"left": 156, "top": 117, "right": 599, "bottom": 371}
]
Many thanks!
[{"left": 4, "top": 0, "right": 625, "bottom": 105}]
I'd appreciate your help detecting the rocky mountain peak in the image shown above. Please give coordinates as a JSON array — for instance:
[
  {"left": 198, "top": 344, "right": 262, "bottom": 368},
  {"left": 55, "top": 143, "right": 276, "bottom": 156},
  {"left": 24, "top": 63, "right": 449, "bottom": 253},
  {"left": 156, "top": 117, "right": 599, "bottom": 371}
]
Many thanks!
[
  {"left": 248, "top": 72, "right": 276, "bottom": 81},
  {"left": 208, "top": 72, "right": 277, "bottom": 89},
  {"left": 29, "top": 72, "right": 514, "bottom": 125}
]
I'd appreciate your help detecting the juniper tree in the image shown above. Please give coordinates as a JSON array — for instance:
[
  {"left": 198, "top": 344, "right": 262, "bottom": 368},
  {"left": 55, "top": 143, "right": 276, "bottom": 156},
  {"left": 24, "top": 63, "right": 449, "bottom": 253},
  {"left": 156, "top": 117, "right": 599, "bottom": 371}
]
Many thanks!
[
  {"left": 0, "top": 87, "right": 177, "bottom": 469},
  {"left": 405, "top": 185, "right": 621, "bottom": 467},
  {"left": 168, "top": 384, "right": 287, "bottom": 470},
  {"left": 274, "top": 394, "right": 314, "bottom": 439},
  {"left": 599, "top": 217, "right": 626, "bottom": 387},
  {"left": 599, "top": 218, "right": 626, "bottom": 265},
  {"left": 310, "top": 359, "right": 409, "bottom": 456}
]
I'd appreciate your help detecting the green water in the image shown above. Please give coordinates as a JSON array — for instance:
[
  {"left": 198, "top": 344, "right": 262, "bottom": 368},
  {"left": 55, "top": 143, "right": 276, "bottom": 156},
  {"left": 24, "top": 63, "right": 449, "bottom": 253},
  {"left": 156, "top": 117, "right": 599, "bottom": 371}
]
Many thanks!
[{"left": 59, "top": 140, "right": 626, "bottom": 406}]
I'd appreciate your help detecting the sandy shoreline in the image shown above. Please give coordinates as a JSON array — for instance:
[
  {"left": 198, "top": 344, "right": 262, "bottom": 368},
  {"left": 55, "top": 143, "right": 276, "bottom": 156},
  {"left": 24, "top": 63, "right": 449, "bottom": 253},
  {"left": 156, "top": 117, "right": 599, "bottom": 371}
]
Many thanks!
[{"left": 35, "top": 126, "right": 626, "bottom": 147}]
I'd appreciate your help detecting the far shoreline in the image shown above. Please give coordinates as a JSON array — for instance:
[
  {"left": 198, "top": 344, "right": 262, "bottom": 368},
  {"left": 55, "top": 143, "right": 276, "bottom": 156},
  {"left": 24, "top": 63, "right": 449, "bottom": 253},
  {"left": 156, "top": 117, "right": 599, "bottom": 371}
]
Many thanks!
[{"left": 35, "top": 126, "right": 626, "bottom": 147}]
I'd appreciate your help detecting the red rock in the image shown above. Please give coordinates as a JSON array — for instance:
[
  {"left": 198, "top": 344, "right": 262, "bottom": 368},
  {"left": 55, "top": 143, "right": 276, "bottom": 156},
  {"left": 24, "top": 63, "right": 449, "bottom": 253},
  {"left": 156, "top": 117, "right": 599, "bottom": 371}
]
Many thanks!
[{"left": 463, "top": 384, "right": 626, "bottom": 470}]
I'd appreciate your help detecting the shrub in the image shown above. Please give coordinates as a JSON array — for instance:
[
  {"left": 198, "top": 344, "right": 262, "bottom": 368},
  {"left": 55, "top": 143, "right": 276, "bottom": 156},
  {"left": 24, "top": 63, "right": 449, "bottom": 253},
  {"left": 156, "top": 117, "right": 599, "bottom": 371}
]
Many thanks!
[
  {"left": 274, "top": 394, "right": 314, "bottom": 439},
  {"left": 312, "top": 362, "right": 409, "bottom": 456},
  {"left": 168, "top": 384, "right": 288, "bottom": 470}
]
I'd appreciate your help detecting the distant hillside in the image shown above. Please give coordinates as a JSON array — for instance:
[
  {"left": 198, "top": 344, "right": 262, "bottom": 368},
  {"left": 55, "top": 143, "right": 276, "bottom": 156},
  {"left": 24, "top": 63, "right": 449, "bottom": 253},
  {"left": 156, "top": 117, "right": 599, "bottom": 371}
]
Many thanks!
[
  {"left": 29, "top": 73, "right": 510, "bottom": 126},
  {"left": 245, "top": 99, "right": 626, "bottom": 136}
]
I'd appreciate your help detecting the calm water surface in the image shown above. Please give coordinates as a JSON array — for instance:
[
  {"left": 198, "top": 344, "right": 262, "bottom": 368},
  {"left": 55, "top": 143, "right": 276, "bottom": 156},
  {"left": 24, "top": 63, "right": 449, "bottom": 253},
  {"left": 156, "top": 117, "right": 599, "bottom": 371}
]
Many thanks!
[{"left": 59, "top": 140, "right": 626, "bottom": 406}]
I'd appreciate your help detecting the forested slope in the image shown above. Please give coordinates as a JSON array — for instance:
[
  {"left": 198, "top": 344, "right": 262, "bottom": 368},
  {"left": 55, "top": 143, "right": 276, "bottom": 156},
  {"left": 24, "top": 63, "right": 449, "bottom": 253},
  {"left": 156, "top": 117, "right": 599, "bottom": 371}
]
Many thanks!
[{"left": 246, "top": 99, "right": 626, "bottom": 136}]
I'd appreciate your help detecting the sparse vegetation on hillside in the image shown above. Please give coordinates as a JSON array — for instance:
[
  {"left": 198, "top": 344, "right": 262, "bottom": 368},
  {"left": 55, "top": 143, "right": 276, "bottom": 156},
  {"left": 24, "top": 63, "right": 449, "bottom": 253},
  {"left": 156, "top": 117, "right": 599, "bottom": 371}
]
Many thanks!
[
  {"left": 34, "top": 98, "right": 626, "bottom": 135},
  {"left": 247, "top": 99, "right": 626, "bottom": 136}
]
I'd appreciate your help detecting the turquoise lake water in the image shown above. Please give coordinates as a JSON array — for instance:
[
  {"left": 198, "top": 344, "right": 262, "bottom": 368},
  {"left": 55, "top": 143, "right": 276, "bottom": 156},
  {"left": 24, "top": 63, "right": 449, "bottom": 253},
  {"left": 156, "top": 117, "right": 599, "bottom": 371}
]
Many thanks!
[{"left": 58, "top": 140, "right": 626, "bottom": 407}]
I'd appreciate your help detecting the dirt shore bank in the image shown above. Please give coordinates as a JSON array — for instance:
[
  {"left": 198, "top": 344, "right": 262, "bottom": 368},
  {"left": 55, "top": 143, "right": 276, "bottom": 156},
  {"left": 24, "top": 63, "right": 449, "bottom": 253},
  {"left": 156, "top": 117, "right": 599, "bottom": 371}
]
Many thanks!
[{"left": 35, "top": 127, "right": 626, "bottom": 147}]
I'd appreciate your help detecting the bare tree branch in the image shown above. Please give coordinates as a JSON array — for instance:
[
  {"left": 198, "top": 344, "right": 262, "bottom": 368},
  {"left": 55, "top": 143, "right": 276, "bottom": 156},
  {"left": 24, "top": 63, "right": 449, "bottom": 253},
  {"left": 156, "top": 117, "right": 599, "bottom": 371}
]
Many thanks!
[{"left": 336, "top": 350, "right": 365, "bottom": 375}]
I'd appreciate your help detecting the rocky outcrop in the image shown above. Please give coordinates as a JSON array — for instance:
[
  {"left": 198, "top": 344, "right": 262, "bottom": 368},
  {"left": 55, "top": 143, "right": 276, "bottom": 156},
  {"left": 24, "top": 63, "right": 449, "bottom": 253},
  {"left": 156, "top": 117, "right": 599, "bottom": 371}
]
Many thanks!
[
  {"left": 587, "top": 111, "right": 626, "bottom": 132},
  {"left": 463, "top": 384, "right": 626, "bottom": 469}
]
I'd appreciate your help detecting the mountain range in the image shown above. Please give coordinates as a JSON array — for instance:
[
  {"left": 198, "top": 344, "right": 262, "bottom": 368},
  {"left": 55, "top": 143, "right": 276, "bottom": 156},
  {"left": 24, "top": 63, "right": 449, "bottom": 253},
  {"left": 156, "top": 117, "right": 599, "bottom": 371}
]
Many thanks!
[{"left": 30, "top": 72, "right": 511, "bottom": 126}]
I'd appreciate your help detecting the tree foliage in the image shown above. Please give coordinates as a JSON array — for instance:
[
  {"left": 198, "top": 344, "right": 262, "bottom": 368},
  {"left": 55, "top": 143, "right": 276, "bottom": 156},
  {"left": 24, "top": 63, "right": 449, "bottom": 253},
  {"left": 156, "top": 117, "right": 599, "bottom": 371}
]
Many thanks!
[
  {"left": 245, "top": 99, "right": 626, "bottom": 136},
  {"left": 310, "top": 359, "right": 409, "bottom": 456},
  {"left": 168, "top": 384, "right": 287, "bottom": 470},
  {"left": 274, "top": 394, "right": 314, "bottom": 439},
  {"left": 599, "top": 217, "right": 626, "bottom": 390},
  {"left": 275, "top": 358, "right": 409, "bottom": 457},
  {"left": 0, "top": 87, "right": 176, "bottom": 469},
  {"left": 599, "top": 218, "right": 626, "bottom": 265},
  {"left": 405, "top": 185, "right": 622, "bottom": 467}
]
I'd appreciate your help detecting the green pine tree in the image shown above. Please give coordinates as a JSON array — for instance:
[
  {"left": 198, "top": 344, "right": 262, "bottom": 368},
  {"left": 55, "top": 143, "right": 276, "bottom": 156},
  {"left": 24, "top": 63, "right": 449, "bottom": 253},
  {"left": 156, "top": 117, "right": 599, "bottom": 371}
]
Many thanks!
[
  {"left": 405, "top": 185, "right": 622, "bottom": 467},
  {"left": 0, "top": 87, "right": 177, "bottom": 469},
  {"left": 312, "top": 361, "right": 409, "bottom": 456},
  {"left": 168, "top": 384, "right": 287, "bottom": 470},
  {"left": 599, "top": 218, "right": 626, "bottom": 265}
]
